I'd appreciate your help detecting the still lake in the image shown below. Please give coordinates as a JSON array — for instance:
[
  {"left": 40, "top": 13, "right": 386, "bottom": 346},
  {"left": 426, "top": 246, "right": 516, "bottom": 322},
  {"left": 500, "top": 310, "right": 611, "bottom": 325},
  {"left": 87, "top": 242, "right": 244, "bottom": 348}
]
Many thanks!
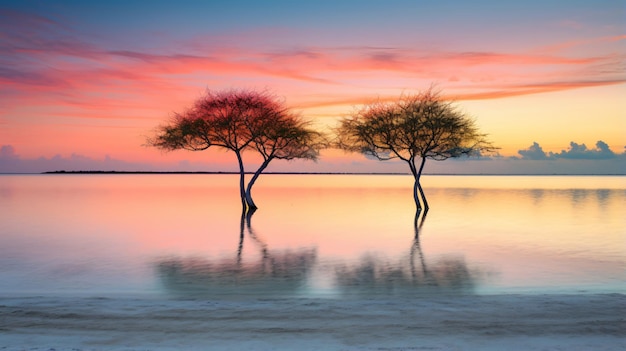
[{"left": 0, "top": 174, "right": 624, "bottom": 298}]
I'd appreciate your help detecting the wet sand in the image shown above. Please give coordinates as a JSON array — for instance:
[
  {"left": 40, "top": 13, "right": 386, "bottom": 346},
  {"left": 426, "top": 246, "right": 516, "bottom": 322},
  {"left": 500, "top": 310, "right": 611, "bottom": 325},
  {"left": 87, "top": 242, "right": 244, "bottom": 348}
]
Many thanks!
[{"left": 1, "top": 293, "right": 624, "bottom": 350}]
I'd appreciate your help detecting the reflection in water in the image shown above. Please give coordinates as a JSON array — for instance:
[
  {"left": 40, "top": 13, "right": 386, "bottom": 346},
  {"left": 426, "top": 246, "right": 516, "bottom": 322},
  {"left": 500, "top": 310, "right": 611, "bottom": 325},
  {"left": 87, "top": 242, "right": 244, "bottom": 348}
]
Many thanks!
[
  {"left": 2, "top": 174, "right": 622, "bottom": 296},
  {"left": 334, "top": 254, "right": 476, "bottom": 297},
  {"left": 157, "top": 209, "right": 481, "bottom": 298},
  {"left": 333, "top": 229, "right": 478, "bottom": 297},
  {"left": 595, "top": 189, "right": 611, "bottom": 209},
  {"left": 158, "top": 250, "right": 317, "bottom": 298},
  {"left": 157, "top": 209, "right": 317, "bottom": 298}
]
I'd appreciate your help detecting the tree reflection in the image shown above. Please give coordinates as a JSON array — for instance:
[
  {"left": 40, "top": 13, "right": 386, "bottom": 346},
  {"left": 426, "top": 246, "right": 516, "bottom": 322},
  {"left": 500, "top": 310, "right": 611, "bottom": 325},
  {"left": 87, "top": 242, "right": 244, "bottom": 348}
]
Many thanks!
[
  {"left": 157, "top": 210, "right": 483, "bottom": 298},
  {"left": 333, "top": 223, "right": 478, "bottom": 297},
  {"left": 157, "top": 209, "right": 317, "bottom": 298}
]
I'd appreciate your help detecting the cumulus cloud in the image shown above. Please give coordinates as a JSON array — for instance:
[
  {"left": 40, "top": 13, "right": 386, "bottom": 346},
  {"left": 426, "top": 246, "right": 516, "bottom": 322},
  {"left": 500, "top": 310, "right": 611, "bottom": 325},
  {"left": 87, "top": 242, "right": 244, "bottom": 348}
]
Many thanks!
[
  {"left": 0, "top": 145, "right": 238, "bottom": 173},
  {"left": 0, "top": 145, "right": 156, "bottom": 173},
  {"left": 517, "top": 142, "right": 549, "bottom": 160},
  {"left": 518, "top": 140, "right": 621, "bottom": 160},
  {"left": 552, "top": 140, "right": 617, "bottom": 159},
  {"left": 0, "top": 145, "right": 19, "bottom": 159},
  {"left": 2, "top": 141, "right": 625, "bottom": 175}
]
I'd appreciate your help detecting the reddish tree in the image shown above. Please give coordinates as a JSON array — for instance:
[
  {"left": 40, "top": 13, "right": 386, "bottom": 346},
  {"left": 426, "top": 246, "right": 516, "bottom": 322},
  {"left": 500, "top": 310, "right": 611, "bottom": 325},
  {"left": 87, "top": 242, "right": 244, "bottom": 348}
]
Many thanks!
[{"left": 148, "top": 89, "right": 325, "bottom": 210}]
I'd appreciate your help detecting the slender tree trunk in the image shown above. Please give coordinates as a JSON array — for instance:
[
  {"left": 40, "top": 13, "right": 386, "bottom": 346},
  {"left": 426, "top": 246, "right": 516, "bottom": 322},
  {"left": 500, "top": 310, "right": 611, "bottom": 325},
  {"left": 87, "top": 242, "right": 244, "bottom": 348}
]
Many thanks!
[
  {"left": 235, "top": 150, "right": 247, "bottom": 210},
  {"left": 245, "top": 157, "right": 272, "bottom": 210},
  {"left": 245, "top": 206, "right": 257, "bottom": 225},
  {"left": 413, "top": 207, "right": 422, "bottom": 228},
  {"left": 408, "top": 158, "right": 421, "bottom": 212},
  {"left": 416, "top": 157, "right": 429, "bottom": 213}
]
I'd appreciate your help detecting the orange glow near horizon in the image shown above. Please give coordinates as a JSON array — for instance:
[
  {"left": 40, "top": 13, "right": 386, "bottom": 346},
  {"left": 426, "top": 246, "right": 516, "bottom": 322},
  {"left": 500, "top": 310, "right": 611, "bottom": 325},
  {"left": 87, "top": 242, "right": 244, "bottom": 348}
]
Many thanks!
[
  {"left": 5, "top": 82, "right": 623, "bottom": 162},
  {"left": 3, "top": 70, "right": 624, "bottom": 160}
]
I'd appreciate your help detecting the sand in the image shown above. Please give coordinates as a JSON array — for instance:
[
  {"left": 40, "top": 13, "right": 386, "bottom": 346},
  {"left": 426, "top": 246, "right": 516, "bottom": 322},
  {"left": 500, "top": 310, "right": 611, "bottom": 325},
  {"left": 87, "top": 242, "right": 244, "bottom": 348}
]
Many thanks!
[{"left": 1, "top": 293, "right": 624, "bottom": 351}]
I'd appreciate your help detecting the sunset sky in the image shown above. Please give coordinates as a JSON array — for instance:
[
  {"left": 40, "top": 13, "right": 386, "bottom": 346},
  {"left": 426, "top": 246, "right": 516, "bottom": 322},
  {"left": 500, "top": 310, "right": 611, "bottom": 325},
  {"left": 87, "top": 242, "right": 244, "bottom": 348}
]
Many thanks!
[{"left": 1, "top": 0, "right": 624, "bottom": 174}]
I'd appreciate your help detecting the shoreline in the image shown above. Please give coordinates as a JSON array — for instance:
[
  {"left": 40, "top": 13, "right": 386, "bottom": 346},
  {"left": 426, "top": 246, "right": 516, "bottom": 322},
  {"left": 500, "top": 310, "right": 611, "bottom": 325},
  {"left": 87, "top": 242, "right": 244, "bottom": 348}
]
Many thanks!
[
  {"left": 2, "top": 293, "right": 624, "bottom": 350},
  {"left": 0, "top": 171, "right": 624, "bottom": 176}
]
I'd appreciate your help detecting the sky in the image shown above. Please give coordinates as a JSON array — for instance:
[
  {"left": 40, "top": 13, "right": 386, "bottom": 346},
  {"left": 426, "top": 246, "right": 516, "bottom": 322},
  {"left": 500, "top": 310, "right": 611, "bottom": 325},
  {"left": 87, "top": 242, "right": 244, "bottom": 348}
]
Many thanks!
[{"left": 0, "top": 0, "right": 624, "bottom": 174}]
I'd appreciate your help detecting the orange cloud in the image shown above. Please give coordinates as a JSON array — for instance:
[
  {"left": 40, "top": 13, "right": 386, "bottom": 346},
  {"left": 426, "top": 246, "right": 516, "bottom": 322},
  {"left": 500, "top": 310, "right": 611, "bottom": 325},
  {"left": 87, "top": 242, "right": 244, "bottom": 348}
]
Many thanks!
[
  {"left": 448, "top": 79, "right": 626, "bottom": 101},
  {"left": 286, "top": 79, "right": 626, "bottom": 112}
]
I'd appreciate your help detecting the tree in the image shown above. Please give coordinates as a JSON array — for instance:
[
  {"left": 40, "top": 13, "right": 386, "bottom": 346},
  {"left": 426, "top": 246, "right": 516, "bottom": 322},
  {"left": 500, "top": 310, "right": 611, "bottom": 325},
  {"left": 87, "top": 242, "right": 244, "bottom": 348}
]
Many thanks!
[
  {"left": 336, "top": 87, "right": 495, "bottom": 218},
  {"left": 148, "top": 89, "right": 324, "bottom": 210}
]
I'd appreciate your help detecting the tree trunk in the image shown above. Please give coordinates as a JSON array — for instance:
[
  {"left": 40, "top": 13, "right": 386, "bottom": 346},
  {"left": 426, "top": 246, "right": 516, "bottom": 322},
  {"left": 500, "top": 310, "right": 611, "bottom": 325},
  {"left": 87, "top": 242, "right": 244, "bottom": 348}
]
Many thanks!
[
  {"left": 245, "top": 157, "right": 272, "bottom": 210},
  {"left": 408, "top": 158, "right": 421, "bottom": 212},
  {"left": 413, "top": 208, "right": 422, "bottom": 228},
  {"left": 408, "top": 157, "right": 430, "bottom": 226},
  {"left": 235, "top": 150, "right": 247, "bottom": 210},
  {"left": 416, "top": 157, "right": 429, "bottom": 213}
]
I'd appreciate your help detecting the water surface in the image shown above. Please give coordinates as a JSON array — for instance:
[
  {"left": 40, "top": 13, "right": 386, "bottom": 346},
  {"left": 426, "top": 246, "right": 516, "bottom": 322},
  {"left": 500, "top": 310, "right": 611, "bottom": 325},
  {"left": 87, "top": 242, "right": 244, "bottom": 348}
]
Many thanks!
[{"left": 0, "top": 174, "right": 624, "bottom": 298}]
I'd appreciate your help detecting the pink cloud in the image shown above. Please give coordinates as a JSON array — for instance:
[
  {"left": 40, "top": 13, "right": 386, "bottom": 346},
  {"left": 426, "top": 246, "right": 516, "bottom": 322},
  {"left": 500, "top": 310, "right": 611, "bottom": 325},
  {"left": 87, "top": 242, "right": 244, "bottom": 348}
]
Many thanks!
[
  {"left": 1, "top": 9, "right": 624, "bottom": 129},
  {"left": 539, "top": 35, "right": 626, "bottom": 53}
]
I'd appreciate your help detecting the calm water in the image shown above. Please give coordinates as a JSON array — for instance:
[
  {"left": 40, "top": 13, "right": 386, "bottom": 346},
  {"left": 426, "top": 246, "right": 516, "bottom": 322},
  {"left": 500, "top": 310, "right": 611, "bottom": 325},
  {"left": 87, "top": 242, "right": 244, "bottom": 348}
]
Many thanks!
[{"left": 0, "top": 174, "right": 624, "bottom": 298}]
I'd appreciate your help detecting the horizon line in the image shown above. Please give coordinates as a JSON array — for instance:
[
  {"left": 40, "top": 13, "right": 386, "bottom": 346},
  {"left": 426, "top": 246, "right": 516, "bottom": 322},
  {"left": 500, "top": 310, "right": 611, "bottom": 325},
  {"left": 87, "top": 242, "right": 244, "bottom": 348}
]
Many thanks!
[{"left": 0, "top": 171, "right": 622, "bottom": 176}]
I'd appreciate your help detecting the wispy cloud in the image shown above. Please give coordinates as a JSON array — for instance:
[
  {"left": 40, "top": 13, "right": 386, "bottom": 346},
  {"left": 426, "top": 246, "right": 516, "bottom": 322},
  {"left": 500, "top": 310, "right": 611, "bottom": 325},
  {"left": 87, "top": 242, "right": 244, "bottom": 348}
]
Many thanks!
[
  {"left": 449, "top": 79, "right": 626, "bottom": 101},
  {"left": 537, "top": 34, "right": 626, "bottom": 54},
  {"left": 2, "top": 9, "right": 622, "bottom": 106}
]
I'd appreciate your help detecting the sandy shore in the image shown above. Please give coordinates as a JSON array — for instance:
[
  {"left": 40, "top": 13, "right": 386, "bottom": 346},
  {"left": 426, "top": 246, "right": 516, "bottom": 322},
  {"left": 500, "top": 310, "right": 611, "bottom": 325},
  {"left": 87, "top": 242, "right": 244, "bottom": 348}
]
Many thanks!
[{"left": 1, "top": 293, "right": 624, "bottom": 351}]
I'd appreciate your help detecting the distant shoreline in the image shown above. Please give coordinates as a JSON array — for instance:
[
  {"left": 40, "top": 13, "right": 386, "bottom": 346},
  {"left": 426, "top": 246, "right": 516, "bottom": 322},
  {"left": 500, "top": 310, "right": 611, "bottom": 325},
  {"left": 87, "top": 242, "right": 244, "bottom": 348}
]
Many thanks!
[
  {"left": 17, "top": 170, "right": 623, "bottom": 176},
  {"left": 40, "top": 170, "right": 411, "bottom": 175}
]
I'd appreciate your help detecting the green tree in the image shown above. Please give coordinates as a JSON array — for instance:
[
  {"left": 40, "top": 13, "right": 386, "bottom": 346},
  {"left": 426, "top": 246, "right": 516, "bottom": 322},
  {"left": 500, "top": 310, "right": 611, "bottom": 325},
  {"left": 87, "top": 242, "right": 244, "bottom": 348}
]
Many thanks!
[
  {"left": 336, "top": 88, "right": 496, "bottom": 218},
  {"left": 148, "top": 89, "right": 324, "bottom": 210}
]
